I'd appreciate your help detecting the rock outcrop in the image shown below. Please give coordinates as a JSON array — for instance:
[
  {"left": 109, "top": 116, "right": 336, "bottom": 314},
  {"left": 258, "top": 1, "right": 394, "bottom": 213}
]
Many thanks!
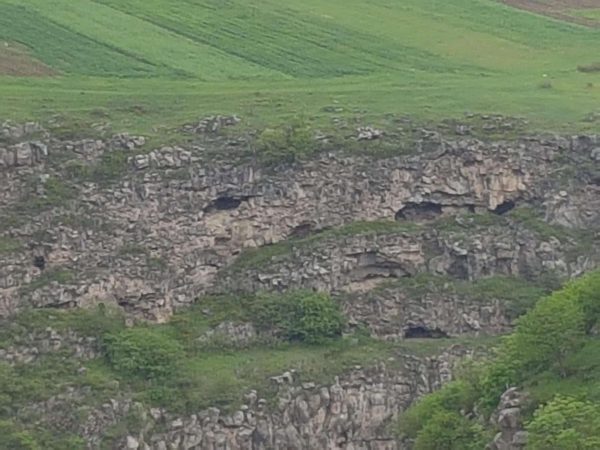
[
  {"left": 0, "top": 327, "right": 99, "bottom": 365},
  {"left": 27, "top": 347, "right": 471, "bottom": 450},
  {"left": 340, "top": 280, "right": 510, "bottom": 340},
  {"left": 1, "top": 125, "right": 598, "bottom": 320},
  {"left": 488, "top": 388, "right": 529, "bottom": 450},
  {"left": 2, "top": 121, "right": 599, "bottom": 449}
]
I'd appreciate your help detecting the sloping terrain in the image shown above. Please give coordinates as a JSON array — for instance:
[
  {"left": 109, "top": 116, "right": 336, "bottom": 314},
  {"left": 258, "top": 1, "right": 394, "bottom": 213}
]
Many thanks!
[
  {"left": 501, "top": 0, "right": 600, "bottom": 27},
  {"left": 0, "top": 0, "right": 598, "bottom": 131},
  {"left": 0, "top": 42, "right": 55, "bottom": 76},
  {"left": 0, "top": 1, "right": 599, "bottom": 449},
  {"left": 1, "top": 115, "right": 599, "bottom": 448}
]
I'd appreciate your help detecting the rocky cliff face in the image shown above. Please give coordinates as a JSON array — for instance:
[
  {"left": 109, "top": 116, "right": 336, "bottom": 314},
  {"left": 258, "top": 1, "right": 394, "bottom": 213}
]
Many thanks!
[
  {"left": 488, "top": 388, "right": 529, "bottom": 450},
  {"left": 1, "top": 120, "right": 599, "bottom": 449},
  {"left": 1, "top": 123, "right": 598, "bottom": 321},
  {"left": 22, "top": 344, "right": 470, "bottom": 450},
  {"left": 135, "top": 354, "right": 461, "bottom": 450}
]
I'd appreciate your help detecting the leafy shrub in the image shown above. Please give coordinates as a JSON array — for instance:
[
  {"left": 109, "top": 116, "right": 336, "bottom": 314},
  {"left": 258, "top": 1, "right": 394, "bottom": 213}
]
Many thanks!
[
  {"left": 251, "top": 291, "right": 344, "bottom": 344},
  {"left": 574, "top": 270, "right": 600, "bottom": 333},
  {"left": 0, "top": 420, "right": 40, "bottom": 450},
  {"left": 295, "top": 293, "right": 345, "bottom": 343},
  {"left": 255, "top": 118, "right": 315, "bottom": 164},
  {"left": 397, "top": 378, "right": 482, "bottom": 440},
  {"left": 105, "top": 328, "right": 184, "bottom": 378},
  {"left": 527, "top": 396, "right": 600, "bottom": 450},
  {"left": 413, "top": 411, "right": 488, "bottom": 450}
]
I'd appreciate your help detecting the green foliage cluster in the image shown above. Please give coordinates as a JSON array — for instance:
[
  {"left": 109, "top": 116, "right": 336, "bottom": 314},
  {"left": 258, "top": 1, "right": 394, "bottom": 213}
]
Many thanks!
[
  {"left": 479, "top": 270, "right": 600, "bottom": 410},
  {"left": 397, "top": 270, "right": 600, "bottom": 448},
  {"left": 0, "top": 236, "right": 21, "bottom": 254},
  {"left": 64, "top": 151, "right": 130, "bottom": 187},
  {"left": 251, "top": 291, "right": 345, "bottom": 344},
  {"left": 0, "top": 419, "right": 84, "bottom": 450},
  {"left": 255, "top": 118, "right": 316, "bottom": 165},
  {"left": 412, "top": 411, "right": 488, "bottom": 450},
  {"left": 105, "top": 328, "right": 184, "bottom": 378},
  {"left": 526, "top": 396, "right": 600, "bottom": 450}
]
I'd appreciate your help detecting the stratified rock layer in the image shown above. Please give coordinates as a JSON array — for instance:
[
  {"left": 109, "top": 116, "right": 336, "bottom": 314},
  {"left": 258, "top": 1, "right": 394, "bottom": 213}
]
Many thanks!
[{"left": 1, "top": 128, "right": 599, "bottom": 320}]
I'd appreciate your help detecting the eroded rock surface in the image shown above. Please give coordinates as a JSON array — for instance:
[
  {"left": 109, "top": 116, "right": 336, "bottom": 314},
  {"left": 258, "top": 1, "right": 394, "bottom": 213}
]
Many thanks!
[
  {"left": 2, "top": 122, "right": 599, "bottom": 449},
  {"left": 488, "top": 388, "right": 529, "bottom": 450},
  {"left": 26, "top": 347, "right": 470, "bottom": 450},
  {"left": 1, "top": 127, "right": 598, "bottom": 320}
]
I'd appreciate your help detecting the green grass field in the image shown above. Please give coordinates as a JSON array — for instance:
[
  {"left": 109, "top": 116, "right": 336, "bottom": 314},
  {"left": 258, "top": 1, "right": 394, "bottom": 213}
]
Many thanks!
[{"left": 0, "top": 0, "right": 599, "bottom": 133}]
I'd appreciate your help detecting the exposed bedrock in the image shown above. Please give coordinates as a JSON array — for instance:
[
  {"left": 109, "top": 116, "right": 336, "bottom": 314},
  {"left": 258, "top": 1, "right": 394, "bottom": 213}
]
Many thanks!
[
  {"left": 341, "top": 283, "right": 510, "bottom": 341},
  {"left": 216, "top": 223, "right": 596, "bottom": 295},
  {"left": 25, "top": 347, "right": 471, "bottom": 450},
  {"left": 1, "top": 131, "right": 599, "bottom": 319}
]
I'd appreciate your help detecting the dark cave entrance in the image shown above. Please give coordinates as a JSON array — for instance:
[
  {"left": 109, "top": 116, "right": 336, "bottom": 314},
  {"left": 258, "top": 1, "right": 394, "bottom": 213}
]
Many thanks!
[
  {"left": 33, "top": 255, "right": 46, "bottom": 271},
  {"left": 492, "top": 200, "right": 516, "bottom": 215},
  {"left": 289, "top": 222, "right": 315, "bottom": 239},
  {"left": 404, "top": 326, "right": 449, "bottom": 339},
  {"left": 395, "top": 202, "right": 443, "bottom": 221},
  {"left": 205, "top": 195, "right": 250, "bottom": 213}
]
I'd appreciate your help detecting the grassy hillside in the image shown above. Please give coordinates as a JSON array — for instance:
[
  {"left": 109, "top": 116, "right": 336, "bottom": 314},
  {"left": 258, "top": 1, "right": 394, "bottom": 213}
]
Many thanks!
[{"left": 0, "top": 0, "right": 599, "bottom": 133}]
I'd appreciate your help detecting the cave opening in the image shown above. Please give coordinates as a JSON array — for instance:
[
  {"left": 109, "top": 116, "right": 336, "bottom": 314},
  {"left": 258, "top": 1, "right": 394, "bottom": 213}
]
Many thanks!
[
  {"left": 395, "top": 202, "right": 443, "bottom": 221},
  {"left": 289, "top": 222, "right": 314, "bottom": 239},
  {"left": 33, "top": 255, "right": 46, "bottom": 271},
  {"left": 205, "top": 195, "right": 248, "bottom": 212},
  {"left": 492, "top": 200, "right": 516, "bottom": 215},
  {"left": 404, "top": 326, "right": 449, "bottom": 339}
]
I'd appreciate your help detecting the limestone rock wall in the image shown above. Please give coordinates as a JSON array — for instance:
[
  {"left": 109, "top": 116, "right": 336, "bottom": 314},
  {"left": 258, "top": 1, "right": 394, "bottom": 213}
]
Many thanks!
[
  {"left": 1, "top": 127, "right": 599, "bottom": 321},
  {"left": 76, "top": 348, "right": 468, "bottom": 450},
  {"left": 0, "top": 327, "right": 99, "bottom": 365},
  {"left": 341, "top": 284, "right": 510, "bottom": 340},
  {"left": 216, "top": 225, "right": 595, "bottom": 294},
  {"left": 488, "top": 388, "right": 529, "bottom": 450}
]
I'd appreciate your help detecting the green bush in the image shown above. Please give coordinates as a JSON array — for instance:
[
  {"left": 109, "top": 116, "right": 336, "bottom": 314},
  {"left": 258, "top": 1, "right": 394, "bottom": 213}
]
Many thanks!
[
  {"left": 527, "top": 396, "right": 600, "bottom": 450},
  {"left": 255, "top": 118, "right": 315, "bottom": 164},
  {"left": 0, "top": 420, "right": 40, "bottom": 450},
  {"left": 105, "top": 328, "right": 184, "bottom": 378},
  {"left": 295, "top": 293, "right": 345, "bottom": 343},
  {"left": 397, "top": 378, "right": 482, "bottom": 440},
  {"left": 413, "top": 411, "right": 488, "bottom": 450},
  {"left": 251, "top": 291, "right": 344, "bottom": 344}
]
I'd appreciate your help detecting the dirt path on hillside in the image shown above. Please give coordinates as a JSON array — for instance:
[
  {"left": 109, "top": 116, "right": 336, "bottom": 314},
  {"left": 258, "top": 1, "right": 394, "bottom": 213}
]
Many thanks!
[
  {"left": 0, "top": 42, "right": 56, "bottom": 76},
  {"left": 500, "top": 0, "right": 600, "bottom": 27}
]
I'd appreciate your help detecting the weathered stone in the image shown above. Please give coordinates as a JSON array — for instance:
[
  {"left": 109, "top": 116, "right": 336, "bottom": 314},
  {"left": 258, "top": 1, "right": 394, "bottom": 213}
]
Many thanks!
[
  {"left": 126, "top": 435, "right": 140, "bottom": 449},
  {"left": 1, "top": 125, "right": 599, "bottom": 325},
  {"left": 488, "top": 388, "right": 529, "bottom": 450}
]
